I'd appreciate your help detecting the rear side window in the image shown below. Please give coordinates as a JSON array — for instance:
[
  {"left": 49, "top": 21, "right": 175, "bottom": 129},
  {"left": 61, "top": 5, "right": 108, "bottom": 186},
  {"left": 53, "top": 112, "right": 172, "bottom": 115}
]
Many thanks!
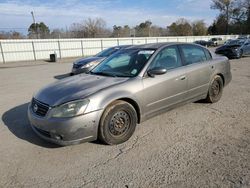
[{"left": 180, "top": 45, "right": 207, "bottom": 65}]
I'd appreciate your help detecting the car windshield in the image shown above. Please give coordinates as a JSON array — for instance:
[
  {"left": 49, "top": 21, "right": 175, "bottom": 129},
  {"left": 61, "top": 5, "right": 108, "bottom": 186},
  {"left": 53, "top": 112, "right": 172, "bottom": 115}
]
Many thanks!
[
  {"left": 225, "top": 40, "right": 244, "bottom": 46},
  {"left": 95, "top": 47, "right": 120, "bottom": 58},
  {"left": 91, "top": 49, "right": 155, "bottom": 77}
]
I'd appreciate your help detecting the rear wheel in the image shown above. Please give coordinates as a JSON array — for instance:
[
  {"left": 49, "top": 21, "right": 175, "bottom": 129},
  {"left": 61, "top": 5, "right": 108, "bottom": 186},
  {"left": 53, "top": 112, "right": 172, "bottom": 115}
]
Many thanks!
[
  {"left": 98, "top": 101, "right": 137, "bottom": 145},
  {"left": 205, "top": 75, "right": 223, "bottom": 103}
]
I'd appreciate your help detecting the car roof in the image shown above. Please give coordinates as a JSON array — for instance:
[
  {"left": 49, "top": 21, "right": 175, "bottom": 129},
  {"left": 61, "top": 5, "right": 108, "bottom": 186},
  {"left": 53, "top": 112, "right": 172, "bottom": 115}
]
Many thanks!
[
  {"left": 126, "top": 42, "right": 196, "bottom": 50},
  {"left": 114, "top": 45, "right": 132, "bottom": 49}
]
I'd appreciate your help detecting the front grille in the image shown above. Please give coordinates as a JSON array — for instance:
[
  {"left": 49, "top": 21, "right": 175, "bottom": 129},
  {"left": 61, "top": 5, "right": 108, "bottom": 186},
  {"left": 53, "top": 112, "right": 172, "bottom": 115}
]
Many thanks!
[{"left": 31, "top": 98, "right": 50, "bottom": 117}]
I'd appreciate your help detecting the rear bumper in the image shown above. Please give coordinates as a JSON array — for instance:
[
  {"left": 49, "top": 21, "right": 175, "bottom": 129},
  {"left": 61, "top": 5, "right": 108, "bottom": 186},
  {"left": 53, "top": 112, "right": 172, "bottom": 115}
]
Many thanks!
[{"left": 28, "top": 104, "right": 103, "bottom": 146}]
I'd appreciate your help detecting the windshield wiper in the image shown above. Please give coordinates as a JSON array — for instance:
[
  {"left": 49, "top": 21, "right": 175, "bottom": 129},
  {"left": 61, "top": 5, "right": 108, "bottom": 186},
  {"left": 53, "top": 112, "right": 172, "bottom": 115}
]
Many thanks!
[{"left": 90, "top": 71, "right": 116, "bottom": 77}]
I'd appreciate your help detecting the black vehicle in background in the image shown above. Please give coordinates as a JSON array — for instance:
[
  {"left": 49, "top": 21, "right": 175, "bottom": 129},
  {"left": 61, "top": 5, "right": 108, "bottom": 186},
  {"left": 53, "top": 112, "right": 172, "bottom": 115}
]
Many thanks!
[
  {"left": 215, "top": 39, "right": 250, "bottom": 59},
  {"left": 70, "top": 45, "right": 132, "bottom": 75}
]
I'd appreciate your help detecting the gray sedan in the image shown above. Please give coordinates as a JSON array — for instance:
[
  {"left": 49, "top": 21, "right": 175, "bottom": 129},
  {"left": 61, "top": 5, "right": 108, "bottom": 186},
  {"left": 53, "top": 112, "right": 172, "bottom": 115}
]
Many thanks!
[{"left": 28, "top": 43, "right": 232, "bottom": 146}]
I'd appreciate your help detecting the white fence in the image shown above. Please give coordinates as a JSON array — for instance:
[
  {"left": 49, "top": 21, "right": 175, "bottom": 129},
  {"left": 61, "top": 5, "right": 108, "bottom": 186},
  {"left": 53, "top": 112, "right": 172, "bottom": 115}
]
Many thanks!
[{"left": 0, "top": 35, "right": 238, "bottom": 63}]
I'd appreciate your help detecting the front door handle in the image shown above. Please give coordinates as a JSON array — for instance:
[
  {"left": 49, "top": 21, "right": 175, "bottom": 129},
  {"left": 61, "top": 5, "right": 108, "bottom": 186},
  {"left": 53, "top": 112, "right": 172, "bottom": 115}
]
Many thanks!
[{"left": 180, "top": 76, "right": 186, "bottom": 80}]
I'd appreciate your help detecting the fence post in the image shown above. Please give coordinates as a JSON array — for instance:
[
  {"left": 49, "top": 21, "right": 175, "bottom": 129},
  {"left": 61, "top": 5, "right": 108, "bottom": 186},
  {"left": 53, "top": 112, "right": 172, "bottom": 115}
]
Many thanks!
[
  {"left": 81, "top": 40, "right": 84, "bottom": 57},
  {"left": 31, "top": 41, "right": 36, "bottom": 61},
  {"left": 131, "top": 38, "right": 134, "bottom": 45},
  {"left": 117, "top": 38, "right": 119, "bottom": 46},
  {"left": 0, "top": 41, "right": 5, "bottom": 64},
  {"left": 145, "top": 38, "right": 147, "bottom": 44},
  {"left": 100, "top": 39, "right": 103, "bottom": 51},
  {"left": 58, "top": 40, "right": 62, "bottom": 59},
  {"left": 156, "top": 38, "right": 159, "bottom": 43}
]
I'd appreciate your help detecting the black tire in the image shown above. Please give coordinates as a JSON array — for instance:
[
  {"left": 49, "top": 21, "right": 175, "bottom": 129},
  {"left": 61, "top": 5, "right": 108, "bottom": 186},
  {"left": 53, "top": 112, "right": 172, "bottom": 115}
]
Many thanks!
[
  {"left": 69, "top": 73, "right": 74, "bottom": 76},
  {"left": 205, "top": 75, "right": 224, "bottom": 103},
  {"left": 98, "top": 100, "right": 137, "bottom": 145}
]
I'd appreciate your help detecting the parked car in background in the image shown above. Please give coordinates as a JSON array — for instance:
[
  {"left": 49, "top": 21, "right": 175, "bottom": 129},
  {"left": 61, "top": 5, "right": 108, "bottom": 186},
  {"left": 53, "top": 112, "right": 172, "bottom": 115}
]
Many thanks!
[
  {"left": 209, "top": 37, "right": 223, "bottom": 46},
  {"left": 215, "top": 39, "right": 250, "bottom": 59},
  {"left": 70, "top": 45, "right": 132, "bottom": 75},
  {"left": 238, "top": 35, "right": 249, "bottom": 40},
  {"left": 28, "top": 42, "right": 231, "bottom": 146},
  {"left": 194, "top": 40, "right": 213, "bottom": 47}
]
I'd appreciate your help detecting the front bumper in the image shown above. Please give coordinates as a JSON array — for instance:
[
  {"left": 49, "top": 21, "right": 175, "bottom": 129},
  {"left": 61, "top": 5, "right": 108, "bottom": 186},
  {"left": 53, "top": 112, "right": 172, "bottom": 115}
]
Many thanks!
[
  {"left": 28, "top": 104, "right": 103, "bottom": 146},
  {"left": 215, "top": 50, "right": 239, "bottom": 59}
]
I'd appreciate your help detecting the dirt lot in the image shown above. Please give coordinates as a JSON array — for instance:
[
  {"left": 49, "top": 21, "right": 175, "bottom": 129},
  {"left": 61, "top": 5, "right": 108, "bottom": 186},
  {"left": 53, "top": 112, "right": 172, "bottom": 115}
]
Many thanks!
[{"left": 0, "top": 57, "right": 250, "bottom": 188}]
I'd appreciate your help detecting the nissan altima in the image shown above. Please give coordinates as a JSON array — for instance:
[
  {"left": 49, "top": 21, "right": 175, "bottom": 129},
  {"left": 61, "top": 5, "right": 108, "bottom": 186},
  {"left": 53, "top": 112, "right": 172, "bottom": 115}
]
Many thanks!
[{"left": 28, "top": 43, "right": 232, "bottom": 146}]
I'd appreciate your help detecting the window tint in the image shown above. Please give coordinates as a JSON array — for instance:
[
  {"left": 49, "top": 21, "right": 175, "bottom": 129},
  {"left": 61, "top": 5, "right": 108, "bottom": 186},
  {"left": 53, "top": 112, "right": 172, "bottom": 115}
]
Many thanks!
[
  {"left": 181, "top": 45, "right": 207, "bottom": 65},
  {"left": 149, "top": 46, "right": 182, "bottom": 70},
  {"left": 106, "top": 54, "right": 131, "bottom": 68},
  {"left": 92, "top": 49, "right": 155, "bottom": 77},
  {"left": 95, "top": 47, "right": 119, "bottom": 57}
]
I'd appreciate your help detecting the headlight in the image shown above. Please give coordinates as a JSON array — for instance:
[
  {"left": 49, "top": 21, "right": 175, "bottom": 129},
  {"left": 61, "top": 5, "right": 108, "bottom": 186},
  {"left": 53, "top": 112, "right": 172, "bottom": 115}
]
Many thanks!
[
  {"left": 50, "top": 99, "right": 89, "bottom": 118},
  {"left": 82, "top": 61, "right": 99, "bottom": 69}
]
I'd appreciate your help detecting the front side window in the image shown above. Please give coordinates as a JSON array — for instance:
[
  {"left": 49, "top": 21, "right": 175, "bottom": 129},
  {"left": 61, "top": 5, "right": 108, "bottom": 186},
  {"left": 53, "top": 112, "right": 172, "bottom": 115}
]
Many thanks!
[
  {"left": 91, "top": 49, "right": 155, "bottom": 77},
  {"left": 180, "top": 45, "right": 207, "bottom": 65},
  {"left": 149, "top": 46, "right": 182, "bottom": 70}
]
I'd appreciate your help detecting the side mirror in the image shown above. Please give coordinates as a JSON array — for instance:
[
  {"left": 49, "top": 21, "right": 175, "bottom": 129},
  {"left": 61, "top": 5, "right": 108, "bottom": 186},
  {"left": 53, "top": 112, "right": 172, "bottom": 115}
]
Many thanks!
[{"left": 147, "top": 67, "right": 167, "bottom": 77}]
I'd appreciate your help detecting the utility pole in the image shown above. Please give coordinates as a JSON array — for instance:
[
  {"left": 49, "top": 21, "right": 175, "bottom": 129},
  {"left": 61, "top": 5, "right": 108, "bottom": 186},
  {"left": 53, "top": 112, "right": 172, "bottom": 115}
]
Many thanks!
[
  {"left": 31, "top": 11, "right": 36, "bottom": 23},
  {"left": 31, "top": 11, "right": 39, "bottom": 39}
]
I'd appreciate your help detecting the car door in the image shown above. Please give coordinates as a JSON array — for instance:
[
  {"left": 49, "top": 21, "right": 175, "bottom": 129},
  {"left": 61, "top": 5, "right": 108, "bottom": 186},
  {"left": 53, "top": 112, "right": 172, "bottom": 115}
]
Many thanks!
[
  {"left": 141, "top": 45, "right": 188, "bottom": 117},
  {"left": 179, "top": 44, "right": 213, "bottom": 100}
]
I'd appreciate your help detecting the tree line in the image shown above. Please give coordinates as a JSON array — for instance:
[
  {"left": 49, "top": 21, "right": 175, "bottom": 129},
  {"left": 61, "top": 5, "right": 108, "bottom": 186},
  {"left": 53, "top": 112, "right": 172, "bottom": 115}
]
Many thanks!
[{"left": 0, "top": 0, "right": 249, "bottom": 39}]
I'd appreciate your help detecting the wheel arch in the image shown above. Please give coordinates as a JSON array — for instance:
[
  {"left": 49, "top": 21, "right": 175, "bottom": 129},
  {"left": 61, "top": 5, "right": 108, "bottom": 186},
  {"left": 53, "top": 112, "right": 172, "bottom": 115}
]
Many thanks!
[
  {"left": 217, "top": 73, "right": 225, "bottom": 85},
  {"left": 102, "top": 98, "right": 141, "bottom": 124}
]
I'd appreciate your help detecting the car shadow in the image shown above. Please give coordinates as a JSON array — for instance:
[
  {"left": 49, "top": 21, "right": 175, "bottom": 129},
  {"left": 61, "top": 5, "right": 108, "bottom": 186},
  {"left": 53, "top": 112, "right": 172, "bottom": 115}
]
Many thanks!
[
  {"left": 54, "top": 73, "right": 71, "bottom": 80},
  {"left": 2, "top": 103, "right": 59, "bottom": 148}
]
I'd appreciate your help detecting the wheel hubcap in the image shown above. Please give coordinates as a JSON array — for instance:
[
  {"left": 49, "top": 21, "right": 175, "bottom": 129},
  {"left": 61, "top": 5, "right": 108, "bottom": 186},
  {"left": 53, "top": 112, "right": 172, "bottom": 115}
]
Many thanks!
[
  {"left": 211, "top": 80, "right": 220, "bottom": 97},
  {"left": 109, "top": 111, "right": 130, "bottom": 136}
]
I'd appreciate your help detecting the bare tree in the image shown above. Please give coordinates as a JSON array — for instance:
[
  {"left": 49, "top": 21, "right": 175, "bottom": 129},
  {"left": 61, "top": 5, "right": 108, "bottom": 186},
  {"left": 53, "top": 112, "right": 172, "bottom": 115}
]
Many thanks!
[
  {"left": 0, "top": 31, "right": 25, "bottom": 39},
  {"left": 211, "top": 0, "right": 235, "bottom": 34},
  {"left": 167, "top": 18, "right": 193, "bottom": 36},
  {"left": 83, "top": 18, "right": 108, "bottom": 38},
  {"left": 192, "top": 20, "right": 207, "bottom": 36}
]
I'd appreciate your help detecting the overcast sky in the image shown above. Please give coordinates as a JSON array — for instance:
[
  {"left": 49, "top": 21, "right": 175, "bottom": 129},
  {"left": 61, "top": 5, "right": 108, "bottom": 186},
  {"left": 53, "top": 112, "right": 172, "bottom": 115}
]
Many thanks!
[{"left": 0, "top": 0, "right": 219, "bottom": 33}]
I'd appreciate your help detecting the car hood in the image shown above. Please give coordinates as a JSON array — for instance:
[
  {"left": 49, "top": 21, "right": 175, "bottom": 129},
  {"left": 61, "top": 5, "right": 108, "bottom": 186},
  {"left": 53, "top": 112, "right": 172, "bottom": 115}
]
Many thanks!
[
  {"left": 34, "top": 74, "right": 129, "bottom": 107},
  {"left": 74, "top": 57, "right": 103, "bottom": 66}
]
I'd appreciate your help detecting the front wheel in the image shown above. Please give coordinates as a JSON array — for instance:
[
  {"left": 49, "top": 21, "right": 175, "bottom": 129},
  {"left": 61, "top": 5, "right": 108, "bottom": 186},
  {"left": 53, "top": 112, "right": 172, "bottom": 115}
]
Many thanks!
[
  {"left": 205, "top": 75, "right": 224, "bottom": 103},
  {"left": 98, "top": 101, "right": 137, "bottom": 145}
]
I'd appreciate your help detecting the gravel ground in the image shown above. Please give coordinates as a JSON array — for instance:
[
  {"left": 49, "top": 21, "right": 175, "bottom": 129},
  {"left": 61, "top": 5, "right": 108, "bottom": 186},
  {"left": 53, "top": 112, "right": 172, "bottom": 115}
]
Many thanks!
[{"left": 0, "top": 57, "right": 250, "bottom": 188}]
